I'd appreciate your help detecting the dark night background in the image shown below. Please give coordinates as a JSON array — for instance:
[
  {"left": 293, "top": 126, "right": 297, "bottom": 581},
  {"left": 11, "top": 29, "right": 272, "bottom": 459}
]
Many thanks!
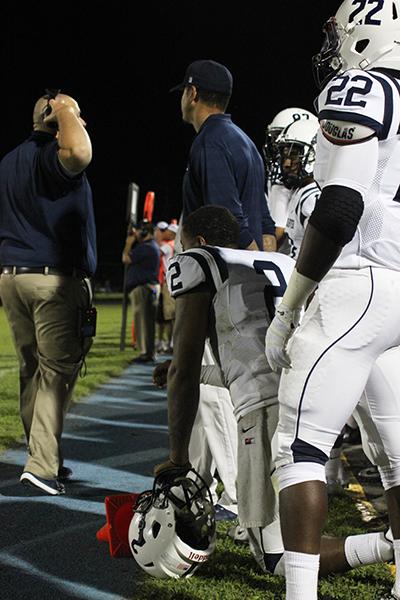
[{"left": 1, "top": 1, "right": 339, "bottom": 288}]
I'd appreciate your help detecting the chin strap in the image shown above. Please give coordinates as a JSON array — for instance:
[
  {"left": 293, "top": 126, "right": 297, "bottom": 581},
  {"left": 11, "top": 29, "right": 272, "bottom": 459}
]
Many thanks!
[{"left": 359, "top": 45, "right": 394, "bottom": 70}]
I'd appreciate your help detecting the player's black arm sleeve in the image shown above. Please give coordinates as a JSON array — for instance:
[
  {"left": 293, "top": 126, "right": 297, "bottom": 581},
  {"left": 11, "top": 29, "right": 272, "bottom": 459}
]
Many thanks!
[{"left": 296, "top": 185, "right": 364, "bottom": 281}]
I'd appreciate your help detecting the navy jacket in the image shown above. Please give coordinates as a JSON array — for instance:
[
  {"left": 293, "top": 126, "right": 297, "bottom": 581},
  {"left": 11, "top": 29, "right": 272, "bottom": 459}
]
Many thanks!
[
  {"left": 182, "top": 114, "right": 275, "bottom": 249},
  {"left": 126, "top": 239, "right": 160, "bottom": 292}
]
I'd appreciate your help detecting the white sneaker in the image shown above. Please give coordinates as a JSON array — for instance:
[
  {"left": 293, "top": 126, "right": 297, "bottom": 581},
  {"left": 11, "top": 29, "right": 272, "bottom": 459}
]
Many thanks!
[{"left": 227, "top": 524, "right": 249, "bottom": 544}]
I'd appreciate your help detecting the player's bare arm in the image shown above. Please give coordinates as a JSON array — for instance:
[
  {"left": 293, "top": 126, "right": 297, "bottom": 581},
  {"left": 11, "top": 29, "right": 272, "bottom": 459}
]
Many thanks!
[{"left": 163, "top": 290, "right": 212, "bottom": 465}]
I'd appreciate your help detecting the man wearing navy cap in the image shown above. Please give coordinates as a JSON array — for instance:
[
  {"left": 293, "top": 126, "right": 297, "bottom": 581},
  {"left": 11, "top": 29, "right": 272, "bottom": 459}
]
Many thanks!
[
  {"left": 170, "top": 59, "right": 276, "bottom": 252},
  {"left": 169, "top": 59, "right": 278, "bottom": 522}
]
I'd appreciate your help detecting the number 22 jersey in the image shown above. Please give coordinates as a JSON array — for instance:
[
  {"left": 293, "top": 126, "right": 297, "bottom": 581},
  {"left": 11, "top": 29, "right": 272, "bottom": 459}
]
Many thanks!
[
  {"left": 316, "top": 67, "right": 400, "bottom": 270},
  {"left": 166, "top": 246, "right": 295, "bottom": 420}
]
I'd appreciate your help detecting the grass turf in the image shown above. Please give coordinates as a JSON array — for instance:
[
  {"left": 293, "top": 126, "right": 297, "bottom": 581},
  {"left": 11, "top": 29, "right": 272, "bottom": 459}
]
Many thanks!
[
  {"left": 0, "top": 302, "right": 396, "bottom": 598},
  {"left": 134, "top": 497, "right": 394, "bottom": 599}
]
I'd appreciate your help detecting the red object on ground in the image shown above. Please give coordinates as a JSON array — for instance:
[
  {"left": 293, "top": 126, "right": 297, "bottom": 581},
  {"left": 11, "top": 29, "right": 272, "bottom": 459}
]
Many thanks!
[{"left": 96, "top": 492, "right": 139, "bottom": 557}]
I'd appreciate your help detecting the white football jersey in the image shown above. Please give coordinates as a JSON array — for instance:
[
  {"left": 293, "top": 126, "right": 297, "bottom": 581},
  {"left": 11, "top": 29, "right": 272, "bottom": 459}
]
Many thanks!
[
  {"left": 285, "top": 182, "right": 320, "bottom": 259},
  {"left": 166, "top": 246, "right": 295, "bottom": 419},
  {"left": 315, "top": 68, "right": 400, "bottom": 270},
  {"left": 267, "top": 184, "right": 292, "bottom": 229}
]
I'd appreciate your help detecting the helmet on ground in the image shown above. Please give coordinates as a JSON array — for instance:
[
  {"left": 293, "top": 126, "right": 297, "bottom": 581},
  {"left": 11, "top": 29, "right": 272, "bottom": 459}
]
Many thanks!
[
  {"left": 312, "top": 0, "right": 400, "bottom": 89},
  {"left": 273, "top": 118, "right": 320, "bottom": 189},
  {"left": 264, "top": 108, "right": 318, "bottom": 180},
  {"left": 128, "top": 469, "right": 216, "bottom": 579}
]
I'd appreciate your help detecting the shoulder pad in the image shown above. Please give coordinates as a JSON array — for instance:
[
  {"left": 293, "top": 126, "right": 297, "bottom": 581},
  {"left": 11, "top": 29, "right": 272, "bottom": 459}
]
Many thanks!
[
  {"left": 166, "top": 248, "right": 223, "bottom": 297},
  {"left": 318, "top": 69, "right": 387, "bottom": 139},
  {"left": 320, "top": 119, "right": 376, "bottom": 145},
  {"left": 166, "top": 253, "right": 205, "bottom": 297}
]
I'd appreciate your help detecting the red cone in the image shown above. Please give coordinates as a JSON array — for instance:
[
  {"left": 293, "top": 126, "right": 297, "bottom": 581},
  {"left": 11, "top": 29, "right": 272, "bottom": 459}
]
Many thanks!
[{"left": 96, "top": 492, "right": 139, "bottom": 557}]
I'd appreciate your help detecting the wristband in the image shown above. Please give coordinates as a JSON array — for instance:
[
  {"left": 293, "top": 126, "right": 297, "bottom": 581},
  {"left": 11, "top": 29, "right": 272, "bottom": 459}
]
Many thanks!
[{"left": 281, "top": 268, "right": 318, "bottom": 310}]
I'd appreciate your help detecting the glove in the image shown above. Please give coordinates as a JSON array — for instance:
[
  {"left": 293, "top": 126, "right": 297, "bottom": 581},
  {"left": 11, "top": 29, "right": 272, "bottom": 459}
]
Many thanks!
[
  {"left": 265, "top": 303, "right": 301, "bottom": 372},
  {"left": 153, "top": 458, "right": 191, "bottom": 484}
]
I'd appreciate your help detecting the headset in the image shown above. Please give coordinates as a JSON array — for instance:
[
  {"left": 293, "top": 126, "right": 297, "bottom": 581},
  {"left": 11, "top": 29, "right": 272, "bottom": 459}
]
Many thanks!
[
  {"left": 135, "top": 219, "right": 154, "bottom": 239},
  {"left": 41, "top": 88, "right": 61, "bottom": 129}
]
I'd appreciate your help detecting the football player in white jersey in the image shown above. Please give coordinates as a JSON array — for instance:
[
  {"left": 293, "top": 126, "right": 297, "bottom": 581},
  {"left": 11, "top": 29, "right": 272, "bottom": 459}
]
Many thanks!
[
  {"left": 273, "top": 117, "right": 321, "bottom": 260},
  {"left": 154, "top": 204, "right": 395, "bottom": 579},
  {"left": 273, "top": 116, "right": 351, "bottom": 494},
  {"left": 264, "top": 107, "right": 319, "bottom": 248},
  {"left": 265, "top": 2, "right": 400, "bottom": 598}
]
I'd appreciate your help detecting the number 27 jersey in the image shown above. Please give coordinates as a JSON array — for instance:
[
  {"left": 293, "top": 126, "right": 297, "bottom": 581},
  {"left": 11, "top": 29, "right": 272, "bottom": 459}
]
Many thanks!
[{"left": 166, "top": 246, "right": 295, "bottom": 419}]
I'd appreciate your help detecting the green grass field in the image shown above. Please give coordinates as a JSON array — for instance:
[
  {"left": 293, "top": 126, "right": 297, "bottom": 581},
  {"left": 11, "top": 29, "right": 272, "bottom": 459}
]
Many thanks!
[
  {"left": 0, "top": 302, "right": 396, "bottom": 598},
  {"left": 134, "top": 495, "right": 394, "bottom": 600}
]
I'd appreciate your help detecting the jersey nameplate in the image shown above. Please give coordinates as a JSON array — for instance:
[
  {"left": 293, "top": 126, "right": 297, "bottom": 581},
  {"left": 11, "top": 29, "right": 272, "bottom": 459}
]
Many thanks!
[{"left": 320, "top": 120, "right": 375, "bottom": 145}]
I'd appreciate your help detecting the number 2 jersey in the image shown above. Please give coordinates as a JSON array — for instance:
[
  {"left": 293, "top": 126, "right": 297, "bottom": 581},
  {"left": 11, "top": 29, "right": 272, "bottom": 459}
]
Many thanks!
[
  {"left": 166, "top": 246, "right": 295, "bottom": 420},
  {"left": 315, "top": 67, "right": 400, "bottom": 270}
]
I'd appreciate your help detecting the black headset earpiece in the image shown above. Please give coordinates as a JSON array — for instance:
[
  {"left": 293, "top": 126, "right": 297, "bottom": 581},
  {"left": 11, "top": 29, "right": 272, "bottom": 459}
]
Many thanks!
[
  {"left": 137, "top": 220, "right": 152, "bottom": 239},
  {"left": 42, "top": 88, "right": 61, "bottom": 127}
]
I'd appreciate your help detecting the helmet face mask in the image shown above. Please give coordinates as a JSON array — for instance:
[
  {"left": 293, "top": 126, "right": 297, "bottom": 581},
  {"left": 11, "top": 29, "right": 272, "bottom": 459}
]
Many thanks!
[
  {"left": 128, "top": 470, "right": 216, "bottom": 579},
  {"left": 272, "top": 119, "right": 319, "bottom": 190},
  {"left": 265, "top": 109, "right": 319, "bottom": 185},
  {"left": 278, "top": 142, "right": 316, "bottom": 189},
  {"left": 263, "top": 127, "right": 284, "bottom": 179},
  {"left": 313, "top": 0, "right": 400, "bottom": 90},
  {"left": 312, "top": 17, "right": 344, "bottom": 89}
]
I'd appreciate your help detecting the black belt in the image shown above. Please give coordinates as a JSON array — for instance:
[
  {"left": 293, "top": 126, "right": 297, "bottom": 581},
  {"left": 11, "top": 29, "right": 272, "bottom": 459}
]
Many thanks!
[{"left": 1, "top": 266, "right": 89, "bottom": 278}]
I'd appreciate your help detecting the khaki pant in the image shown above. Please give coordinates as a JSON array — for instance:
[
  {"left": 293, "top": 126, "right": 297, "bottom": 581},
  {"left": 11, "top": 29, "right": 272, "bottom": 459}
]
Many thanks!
[
  {"left": 129, "top": 283, "right": 160, "bottom": 357},
  {"left": 161, "top": 282, "right": 176, "bottom": 321},
  {"left": 0, "top": 273, "right": 92, "bottom": 479}
]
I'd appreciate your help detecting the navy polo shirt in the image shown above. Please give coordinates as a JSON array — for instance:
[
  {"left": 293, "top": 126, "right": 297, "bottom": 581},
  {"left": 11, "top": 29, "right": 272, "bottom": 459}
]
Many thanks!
[
  {"left": 0, "top": 131, "right": 97, "bottom": 275},
  {"left": 182, "top": 113, "right": 275, "bottom": 249},
  {"left": 126, "top": 239, "right": 160, "bottom": 292}
]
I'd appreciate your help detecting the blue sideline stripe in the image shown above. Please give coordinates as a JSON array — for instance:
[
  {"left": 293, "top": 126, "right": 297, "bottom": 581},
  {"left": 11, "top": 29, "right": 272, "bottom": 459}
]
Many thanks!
[
  {"left": 0, "top": 553, "right": 129, "bottom": 600},
  {"left": 66, "top": 413, "right": 169, "bottom": 431}
]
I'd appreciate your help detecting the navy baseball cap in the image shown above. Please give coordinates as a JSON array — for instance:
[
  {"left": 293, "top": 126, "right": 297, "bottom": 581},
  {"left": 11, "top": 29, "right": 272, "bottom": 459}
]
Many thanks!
[{"left": 169, "top": 59, "right": 233, "bottom": 95}]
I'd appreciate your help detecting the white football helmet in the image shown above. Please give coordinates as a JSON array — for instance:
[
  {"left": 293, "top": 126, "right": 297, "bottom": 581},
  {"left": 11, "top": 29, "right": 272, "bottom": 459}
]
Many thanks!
[
  {"left": 313, "top": 0, "right": 400, "bottom": 89},
  {"left": 128, "top": 470, "right": 216, "bottom": 579},
  {"left": 264, "top": 108, "right": 318, "bottom": 179},
  {"left": 273, "top": 118, "right": 320, "bottom": 189}
]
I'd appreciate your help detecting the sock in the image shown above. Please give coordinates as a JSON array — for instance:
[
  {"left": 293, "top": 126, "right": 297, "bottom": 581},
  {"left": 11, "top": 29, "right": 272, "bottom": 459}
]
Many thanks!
[
  {"left": 344, "top": 531, "right": 394, "bottom": 567},
  {"left": 273, "top": 553, "right": 285, "bottom": 576},
  {"left": 325, "top": 456, "right": 342, "bottom": 483},
  {"left": 393, "top": 539, "right": 400, "bottom": 597},
  {"left": 263, "top": 552, "right": 283, "bottom": 574},
  {"left": 284, "top": 550, "right": 319, "bottom": 600}
]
